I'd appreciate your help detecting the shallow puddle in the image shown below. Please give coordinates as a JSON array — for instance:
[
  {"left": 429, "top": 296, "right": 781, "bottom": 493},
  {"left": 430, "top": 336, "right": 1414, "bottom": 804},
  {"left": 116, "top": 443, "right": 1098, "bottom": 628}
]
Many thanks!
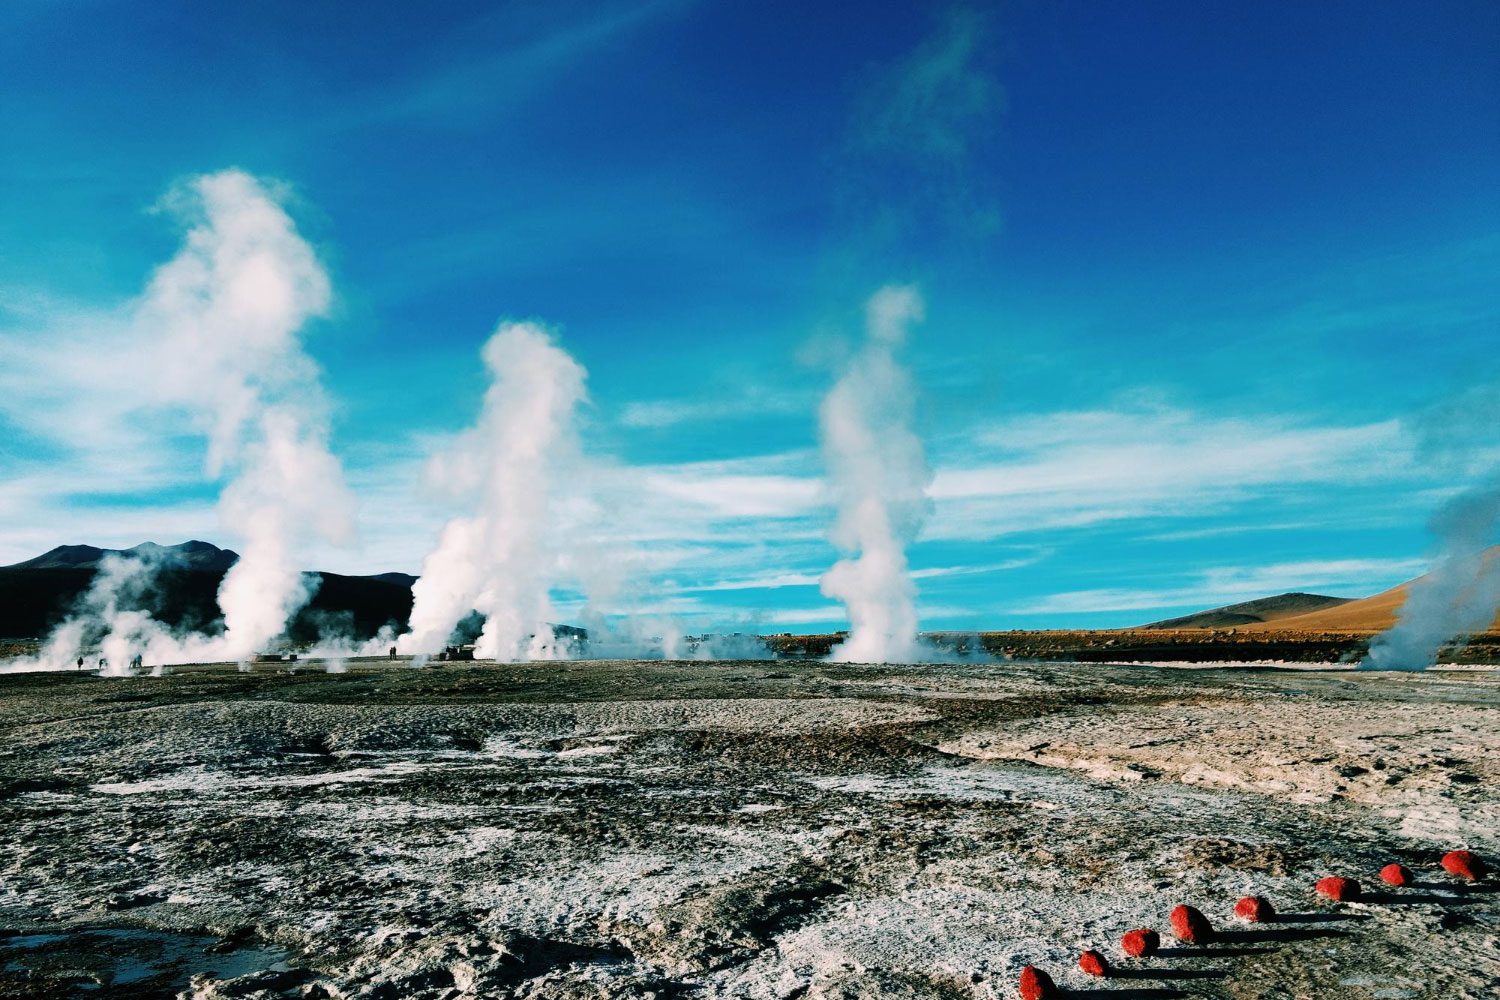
[{"left": 0, "top": 927, "right": 289, "bottom": 996}]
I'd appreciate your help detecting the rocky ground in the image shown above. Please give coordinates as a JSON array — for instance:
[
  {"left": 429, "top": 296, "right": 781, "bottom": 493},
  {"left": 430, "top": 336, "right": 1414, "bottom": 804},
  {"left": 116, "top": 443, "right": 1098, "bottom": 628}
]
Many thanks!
[{"left": 0, "top": 658, "right": 1495, "bottom": 999}]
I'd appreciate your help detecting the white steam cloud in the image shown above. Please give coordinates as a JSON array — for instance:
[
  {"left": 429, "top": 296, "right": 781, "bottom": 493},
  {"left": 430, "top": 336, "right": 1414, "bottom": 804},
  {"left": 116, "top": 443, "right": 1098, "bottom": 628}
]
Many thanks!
[
  {"left": 398, "top": 322, "right": 587, "bottom": 661},
  {"left": 819, "top": 285, "right": 932, "bottom": 663},
  {"left": 22, "top": 553, "right": 161, "bottom": 676},
  {"left": 25, "top": 169, "right": 353, "bottom": 671},
  {"left": 1363, "top": 470, "right": 1500, "bottom": 670}
]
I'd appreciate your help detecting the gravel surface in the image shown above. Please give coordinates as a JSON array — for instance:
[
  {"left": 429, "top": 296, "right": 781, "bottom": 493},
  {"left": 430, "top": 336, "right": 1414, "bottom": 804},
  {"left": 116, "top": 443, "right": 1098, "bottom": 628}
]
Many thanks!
[{"left": 0, "top": 658, "right": 1495, "bottom": 999}]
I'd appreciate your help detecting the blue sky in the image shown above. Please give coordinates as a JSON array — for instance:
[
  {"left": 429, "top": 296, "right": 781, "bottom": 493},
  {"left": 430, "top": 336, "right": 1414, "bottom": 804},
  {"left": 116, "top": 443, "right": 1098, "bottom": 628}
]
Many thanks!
[{"left": 2, "top": 0, "right": 1498, "bottom": 630}]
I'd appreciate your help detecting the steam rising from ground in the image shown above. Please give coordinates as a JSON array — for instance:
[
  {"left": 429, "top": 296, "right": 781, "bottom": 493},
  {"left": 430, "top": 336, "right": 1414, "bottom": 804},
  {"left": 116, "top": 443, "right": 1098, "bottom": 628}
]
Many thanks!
[
  {"left": 27, "top": 554, "right": 160, "bottom": 676},
  {"left": 1364, "top": 471, "right": 1500, "bottom": 670},
  {"left": 397, "top": 323, "right": 587, "bottom": 661},
  {"left": 819, "top": 286, "right": 932, "bottom": 663},
  {"left": 26, "top": 170, "right": 353, "bottom": 671}
]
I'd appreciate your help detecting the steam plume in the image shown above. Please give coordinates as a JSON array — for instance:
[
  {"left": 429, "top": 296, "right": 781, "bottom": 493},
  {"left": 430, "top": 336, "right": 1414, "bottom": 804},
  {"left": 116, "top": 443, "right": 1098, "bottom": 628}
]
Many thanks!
[
  {"left": 141, "top": 171, "right": 352, "bottom": 662},
  {"left": 22, "top": 554, "right": 158, "bottom": 676},
  {"left": 819, "top": 285, "right": 932, "bottom": 663},
  {"left": 1363, "top": 470, "right": 1500, "bottom": 670},
  {"left": 398, "top": 322, "right": 587, "bottom": 661},
  {"left": 27, "top": 170, "right": 352, "bottom": 671}
]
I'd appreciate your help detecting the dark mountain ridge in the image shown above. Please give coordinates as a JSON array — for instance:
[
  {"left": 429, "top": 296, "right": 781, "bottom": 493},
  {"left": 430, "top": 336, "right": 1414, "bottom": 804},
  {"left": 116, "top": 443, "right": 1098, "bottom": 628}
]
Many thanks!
[
  {"left": 7, "top": 540, "right": 241, "bottom": 572},
  {"left": 0, "top": 541, "right": 414, "bottom": 642}
]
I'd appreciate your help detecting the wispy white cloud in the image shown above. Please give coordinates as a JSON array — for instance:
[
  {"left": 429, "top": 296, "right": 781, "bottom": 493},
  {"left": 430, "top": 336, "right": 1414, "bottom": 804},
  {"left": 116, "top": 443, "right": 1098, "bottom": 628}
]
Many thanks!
[
  {"left": 340, "top": 0, "right": 691, "bottom": 129},
  {"left": 0, "top": 299, "right": 215, "bottom": 564},
  {"left": 669, "top": 556, "right": 1041, "bottom": 594},
  {"left": 851, "top": 5, "right": 1001, "bottom": 165},
  {"left": 1143, "top": 522, "right": 1316, "bottom": 543},
  {"left": 630, "top": 454, "right": 822, "bottom": 520},
  {"left": 618, "top": 384, "right": 813, "bottom": 429},
  {"left": 844, "top": 3, "right": 1003, "bottom": 239},
  {"left": 926, "top": 404, "right": 1416, "bottom": 541}
]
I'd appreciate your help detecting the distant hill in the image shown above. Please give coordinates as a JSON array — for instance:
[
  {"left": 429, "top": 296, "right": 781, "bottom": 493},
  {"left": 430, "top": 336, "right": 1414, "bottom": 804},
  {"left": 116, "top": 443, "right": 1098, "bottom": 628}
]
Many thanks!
[
  {"left": 1143, "top": 552, "right": 1500, "bottom": 634},
  {"left": 1141, "top": 592, "right": 1352, "bottom": 630},
  {"left": 0, "top": 541, "right": 413, "bottom": 643},
  {"left": 1237, "top": 582, "right": 1412, "bottom": 632},
  {"left": 1239, "top": 549, "right": 1500, "bottom": 632},
  {"left": 6, "top": 540, "right": 240, "bottom": 572}
]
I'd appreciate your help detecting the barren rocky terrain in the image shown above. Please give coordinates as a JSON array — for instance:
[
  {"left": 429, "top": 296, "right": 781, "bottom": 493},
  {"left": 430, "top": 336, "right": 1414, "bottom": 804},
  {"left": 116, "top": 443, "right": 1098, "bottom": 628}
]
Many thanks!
[{"left": 0, "top": 659, "right": 1495, "bottom": 999}]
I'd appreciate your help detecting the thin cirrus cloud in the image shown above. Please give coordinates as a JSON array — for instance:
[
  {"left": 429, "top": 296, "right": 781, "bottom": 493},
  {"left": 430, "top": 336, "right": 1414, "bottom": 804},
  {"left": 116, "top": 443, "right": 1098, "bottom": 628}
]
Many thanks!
[
  {"left": 850, "top": 4, "right": 1000, "bottom": 165},
  {"left": 670, "top": 557, "right": 1044, "bottom": 595},
  {"left": 590, "top": 401, "right": 1419, "bottom": 549},
  {"left": 324, "top": 0, "right": 692, "bottom": 131},
  {"left": 0, "top": 300, "right": 223, "bottom": 558},
  {"left": 633, "top": 462, "right": 821, "bottom": 520},
  {"left": 617, "top": 385, "right": 814, "bottom": 430},
  {"left": 925, "top": 406, "right": 1416, "bottom": 542}
]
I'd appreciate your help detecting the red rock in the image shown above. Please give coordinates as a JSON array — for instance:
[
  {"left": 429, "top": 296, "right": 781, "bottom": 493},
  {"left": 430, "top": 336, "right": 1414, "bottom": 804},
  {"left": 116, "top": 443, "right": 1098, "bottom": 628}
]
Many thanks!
[
  {"left": 1018, "top": 965, "right": 1059, "bottom": 1000},
  {"left": 1233, "top": 895, "right": 1275, "bottom": 922},
  {"left": 1441, "top": 850, "right": 1489, "bottom": 881},
  {"left": 1078, "top": 949, "right": 1109, "bottom": 977},
  {"left": 1170, "top": 904, "right": 1214, "bottom": 944},
  {"left": 1380, "top": 863, "right": 1413, "bottom": 887},
  {"left": 1315, "top": 876, "right": 1361, "bottom": 902},
  {"left": 1120, "top": 928, "right": 1160, "bottom": 958}
]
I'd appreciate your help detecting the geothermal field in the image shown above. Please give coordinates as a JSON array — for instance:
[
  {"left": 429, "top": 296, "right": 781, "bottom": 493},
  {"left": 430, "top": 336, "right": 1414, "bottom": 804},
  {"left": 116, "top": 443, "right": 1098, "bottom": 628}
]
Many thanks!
[
  {"left": 5, "top": 7, "right": 1499, "bottom": 1000},
  {"left": 0, "top": 656, "right": 1496, "bottom": 999}
]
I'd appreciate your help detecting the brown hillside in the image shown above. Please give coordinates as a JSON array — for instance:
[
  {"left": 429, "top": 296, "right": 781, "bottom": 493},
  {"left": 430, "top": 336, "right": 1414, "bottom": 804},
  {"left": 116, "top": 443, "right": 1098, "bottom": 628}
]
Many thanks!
[
  {"left": 1242, "top": 558, "right": 1500, "bottom": 633},
  {"left": 1240, "top": 582, "right": 1412, "bottom": 632},
  {"left": 1142, "top": 592, "right": 1351, "bottom": 630}
]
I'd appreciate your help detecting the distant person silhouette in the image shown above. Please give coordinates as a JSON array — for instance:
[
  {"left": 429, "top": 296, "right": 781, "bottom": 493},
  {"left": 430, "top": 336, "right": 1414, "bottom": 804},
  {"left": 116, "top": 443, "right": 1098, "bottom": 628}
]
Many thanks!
[{"left": 76, "top": 656, "right": 84, "bottom": 670}]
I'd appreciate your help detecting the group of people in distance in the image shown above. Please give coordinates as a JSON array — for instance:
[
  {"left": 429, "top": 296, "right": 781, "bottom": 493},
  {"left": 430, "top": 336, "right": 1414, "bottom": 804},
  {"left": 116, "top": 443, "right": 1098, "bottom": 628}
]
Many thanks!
[
  {"left": 1017, "top": 849, "right": 1491, "bottom": 999},
  {"left": 75, "top": 654, "right": 144, "bottom": 671}
]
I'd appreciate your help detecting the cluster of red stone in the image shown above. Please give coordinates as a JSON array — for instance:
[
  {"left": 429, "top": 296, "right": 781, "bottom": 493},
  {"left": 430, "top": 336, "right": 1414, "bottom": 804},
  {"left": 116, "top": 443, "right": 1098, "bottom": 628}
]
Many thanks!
[
  {"left": 1314, "top": 848, "right": 1487, "bottom": 905},
  {"left": 1016, "top": 848, "right": 1488, "bottom": 998}
]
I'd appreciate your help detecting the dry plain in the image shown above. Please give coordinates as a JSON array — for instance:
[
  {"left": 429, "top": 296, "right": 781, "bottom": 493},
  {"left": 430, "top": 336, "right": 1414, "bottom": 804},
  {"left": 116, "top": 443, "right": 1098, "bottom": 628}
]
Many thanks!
[{"left": 0, "top": 658, "right": 1495, "bottom": 999}]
